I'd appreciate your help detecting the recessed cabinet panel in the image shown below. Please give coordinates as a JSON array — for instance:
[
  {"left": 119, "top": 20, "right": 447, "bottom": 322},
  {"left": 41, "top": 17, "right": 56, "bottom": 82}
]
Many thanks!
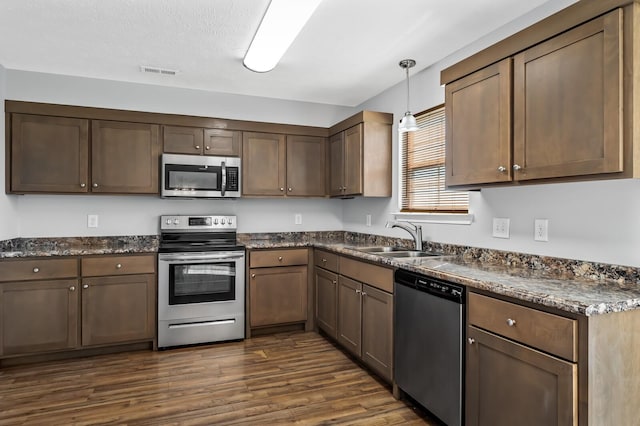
[
  {"left": 162, "top": 126, "right": 204, "bottom": 155},
  {"left": 329, "top": 132, "right": 345, "bottom": 196},
  {"left": 343, "top": 124, "right": 363, "bottom": 196},
  {"left": 249, "top": 265, "right": 308, "bottom": 327},
  {"left": 337, "top": 275, "right": 362, "bottom": 357},
  {"left": 242, "top": 132, "right": 286, "bottom": 196},
  {"left": 361, "top": 284, "right": 393, "bottom": 381},
  {"left": 315, "top": 267, "right": 338, "bottom": 339},
  {"left": 204, "top": 129, "right": 242, "bottom": 156},
  {"left": 10, "top": 114, "right": 89, "bottom": 193},
  {"left": 286, "top": 135, "right": 326, "bottom": 196}
]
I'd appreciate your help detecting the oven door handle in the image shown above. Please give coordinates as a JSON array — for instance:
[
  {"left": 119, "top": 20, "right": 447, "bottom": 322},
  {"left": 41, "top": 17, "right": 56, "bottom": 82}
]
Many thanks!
[
  {"left": 159, "top": 252, "right": 244, "bottom": 262},
  {"left": 221, "top": 161, "right": 227, "bottom": 196}
]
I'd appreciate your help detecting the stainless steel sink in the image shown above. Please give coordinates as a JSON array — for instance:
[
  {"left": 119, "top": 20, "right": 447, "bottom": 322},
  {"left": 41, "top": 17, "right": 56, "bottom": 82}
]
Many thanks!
[
  {"left": 354, "top": 246, "right": 409, "bottom": 253},
  {"left": 351, "top": 246, "right": 442, "bottom": 258},
  {"left": 380, "top": 251, "right": 440, "bottom": 258}
]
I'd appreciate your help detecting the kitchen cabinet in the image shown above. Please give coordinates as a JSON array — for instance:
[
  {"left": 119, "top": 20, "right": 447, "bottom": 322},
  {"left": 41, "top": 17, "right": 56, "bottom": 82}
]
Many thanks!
[
  {"left": 80, "top": 254, "right": 156, "bottom": 347},
  {"left": 248, "top": 248, "right": 310, "bottom": 330},
  {"left": 443, "top": 7, "right": 627, "bottom": 188},
  {"left": 314, "top": 250, "right": 339, "bottom": 339},
  {"left": 0, "top": 254, "right": 156, "bottom": 360},
  {"left": 334, "top": 254, "right": 394, "bottom": 382},
  {"left": 328, "top": 111, "right": 392, "bottom": 197},
  {"left": 9, "top": 114, "right": 90, "bottom": 193},
  {"left": 466, "top": 293, "right": 577, "bottom": 425},
  {"left": 91, "top": 120, "right": 160, "bottom": 194},
  {"left": 242, "top": 132, "right": 326, "bottom": 197},
  {"left": 163, "top": 125, "right": 241, "bottom": 156}
]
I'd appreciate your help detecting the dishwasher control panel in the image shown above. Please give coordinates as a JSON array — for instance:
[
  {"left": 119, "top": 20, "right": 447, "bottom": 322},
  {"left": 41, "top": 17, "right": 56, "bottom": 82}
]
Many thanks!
[{"left": 395, "top": 269, "right": 465, "bottom": 303}]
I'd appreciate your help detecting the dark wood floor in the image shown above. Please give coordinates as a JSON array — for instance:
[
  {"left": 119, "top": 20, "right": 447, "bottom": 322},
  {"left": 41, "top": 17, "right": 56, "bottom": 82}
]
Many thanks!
[{"left": 0, "top": 331, "right": 439, "bottom": 425}]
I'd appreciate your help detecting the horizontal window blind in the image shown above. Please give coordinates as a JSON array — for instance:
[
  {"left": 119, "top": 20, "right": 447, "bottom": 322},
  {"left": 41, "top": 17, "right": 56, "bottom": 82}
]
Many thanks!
[{"left": 401, "top": 105, "right": 468, "bottom": 212}]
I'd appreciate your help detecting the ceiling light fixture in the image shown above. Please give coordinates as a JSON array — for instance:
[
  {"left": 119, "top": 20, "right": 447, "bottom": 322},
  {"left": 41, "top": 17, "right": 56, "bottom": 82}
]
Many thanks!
[
  {"left": 243, "top": 0, "right": 322, "bottom": 73},
  {"left": 398, "top": 59, "right": 419, "bottom": 133}
]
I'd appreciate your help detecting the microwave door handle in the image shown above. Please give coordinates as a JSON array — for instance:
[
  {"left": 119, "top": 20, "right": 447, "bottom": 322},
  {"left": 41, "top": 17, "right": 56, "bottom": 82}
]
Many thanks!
[{"left": 221, "top": 161, "right": 226, "bottom": 196}]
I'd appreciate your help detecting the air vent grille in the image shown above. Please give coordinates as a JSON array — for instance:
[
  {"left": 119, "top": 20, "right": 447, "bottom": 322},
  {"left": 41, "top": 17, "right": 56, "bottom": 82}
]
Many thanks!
[{"left": 139, "top": 65, "right": 179, "bottom": 76}]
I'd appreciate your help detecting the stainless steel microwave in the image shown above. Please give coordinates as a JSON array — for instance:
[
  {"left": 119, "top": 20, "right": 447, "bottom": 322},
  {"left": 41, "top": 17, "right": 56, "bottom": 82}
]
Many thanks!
[{"left": 161, "top": 154, "right": 241, "bottom": 198}]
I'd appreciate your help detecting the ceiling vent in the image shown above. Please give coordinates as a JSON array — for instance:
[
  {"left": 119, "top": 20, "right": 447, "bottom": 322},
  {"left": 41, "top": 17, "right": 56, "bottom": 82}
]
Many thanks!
[{"left": 139, "top": 65, "right": 179, "bottom": 76}]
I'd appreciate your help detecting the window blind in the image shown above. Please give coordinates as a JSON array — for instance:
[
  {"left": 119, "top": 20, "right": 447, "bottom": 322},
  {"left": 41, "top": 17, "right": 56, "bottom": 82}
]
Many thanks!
[{"left": 401, "top": 105, "right": 469, "bottom": 212}]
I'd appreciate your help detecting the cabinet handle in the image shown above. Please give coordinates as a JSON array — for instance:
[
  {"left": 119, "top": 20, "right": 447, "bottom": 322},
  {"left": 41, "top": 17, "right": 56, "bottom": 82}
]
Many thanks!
[
  {"left": 332, "top": 280, "right": 337, "bottom": 285},
  {"left": 92, "top": 183, "right": 98, "bottom": 188},
  {"left": 280, "top": 187, "right": 284, "bottom": 192},
  {"left": 506, "top": 318, "right": 517, "bottom": 327},
  {"left": 195, "top": 145, "right": 201, "bottom": 150},
  {"left": 251, "top": 274, "right": 256, "bottom": 278},
  {"left": 278, "top": 256, "right": 283, "bottom": 261},
  {"left": 355, "top": 289, "right": 361, "bottom": 294},
  {"left": 288, "top": 187, "right": 292, "bottom": 192},
  {"left": 361, "top": 291, "right": 367, "bottom": 297},
  {"left": 497, "top": 166, "right": 506, "bottom": 173},
  {"left": 468, "top": 337, "right": 475, "bottom": 345},
  {"left": 512, "top": 164, "right": 522, "bottom": 171},
  {"left": 205, "top": 146, "right": 210, "bottom": 150},
  {"left": 116, "top": 263, "right": 122, "bottom": 269},
  {"left": 322, "top": 258, "right": 327, "bottom": 263},
  {"left": 80, "top": 183, "right": 86, "bottom": 188},
  {"left": 83, "top": 284, "right": 89, "bottom": 289},
  {"left": 69, "top": 286, "right": 76, "bottom": 292},
  {"left": 33, "top": 267, "right": 40, "bottom": 273}
]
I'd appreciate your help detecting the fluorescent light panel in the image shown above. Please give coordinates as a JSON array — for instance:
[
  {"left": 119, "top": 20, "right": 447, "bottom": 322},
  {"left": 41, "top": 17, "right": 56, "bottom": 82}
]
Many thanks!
[{"left": 244, "top": 0, "right": 322, "bottom": 73}]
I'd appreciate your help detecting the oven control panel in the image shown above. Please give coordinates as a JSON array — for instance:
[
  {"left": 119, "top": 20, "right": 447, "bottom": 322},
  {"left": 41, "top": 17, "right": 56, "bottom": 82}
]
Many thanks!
[{"left": 161, "top": 215, "right": 237, "bottom": 231}]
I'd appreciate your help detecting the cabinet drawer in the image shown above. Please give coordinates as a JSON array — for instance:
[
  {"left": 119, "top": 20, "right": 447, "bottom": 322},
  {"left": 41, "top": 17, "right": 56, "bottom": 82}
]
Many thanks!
[
  {"left": 82, "top": 254, "right": 155, "bottom": 277},
  {"left": 250, "top": 248, "right": 308, "bottom": 268},
  {"left": 314, "top": 249, "right": 338, "bottom": 272},
  {"left": 469, "top": 293, "right": 577, "bottom": 362},
  {"left": 0, "top": 258, "right": 78, "bottom": 282},
  {"left": 339, "top": 257, "right": 393, "bottom": 293}
]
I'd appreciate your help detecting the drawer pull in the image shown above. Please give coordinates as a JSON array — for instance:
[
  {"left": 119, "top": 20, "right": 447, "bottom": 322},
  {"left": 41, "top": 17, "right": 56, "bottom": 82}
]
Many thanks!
[
  {"left": 468, "top": 337, "right": 475, "bottom": 345},
  {"left": 195, "top": 145, "right": 201, "bottom": 149},
  {"left": 278, "top": 256, "right": 283, "bottom": 261},
  {"left": 332, "top": 280, "right": 337, "bottom": 285},
  {"left": 355, "top": 289, "right": 361, "bottom": 294},
  {"left": 361, "top": 291, "right": 367, "bottom": 297},
  {"left": 322, "top": 258, "right": 327, "bottom": 263},
  {"left": 93, "top": 183, "right": 99, "bottom": 188},
  {"left": 205, "top": 146, "right": 210, "bottom": 150},
  {"left": 33, "top": 267, "right": 40, "bottom": 273},
  {"left": 69, "top": 286, "right": 76, "bottom": 292},
  {"left": 506, "top": 318, "right": 517, "bottom": 327},
  {"left": 83, "top": 284, "right": 89, "bottom": 289},
  {"left": 80, "top": 183, "right": 86, "bottom": 188},
  {"left": 116, "top": 263, "right": 122, "bottom": 269},
  {"left": 251, "top": 274, "right": 256, "bottom": 278}
]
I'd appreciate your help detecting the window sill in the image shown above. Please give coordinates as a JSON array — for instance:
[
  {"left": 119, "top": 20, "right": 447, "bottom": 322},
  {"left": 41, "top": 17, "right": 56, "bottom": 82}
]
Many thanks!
[{"left": 391, "top": 212, "right": 474, "bottom": 225}]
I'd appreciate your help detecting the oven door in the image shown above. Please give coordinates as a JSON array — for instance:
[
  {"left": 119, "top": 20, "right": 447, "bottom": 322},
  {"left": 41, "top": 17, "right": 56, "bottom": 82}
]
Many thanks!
[{"left": 158, "top": 251, "right": 245, "bottom": 322}]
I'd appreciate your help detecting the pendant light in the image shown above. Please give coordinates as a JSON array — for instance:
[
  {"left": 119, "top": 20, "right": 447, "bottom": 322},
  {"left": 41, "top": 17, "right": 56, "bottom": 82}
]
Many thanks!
[{"left": 398, "top": 59, "right": 419, "bottom": 133}]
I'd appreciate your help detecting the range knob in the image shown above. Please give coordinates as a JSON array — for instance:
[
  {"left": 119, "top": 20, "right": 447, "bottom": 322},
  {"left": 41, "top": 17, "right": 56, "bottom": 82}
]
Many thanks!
[
  {"left": 228, "top": 218, "right": 233, "bottom": 225},
  {"left": 214, "top": 218, "right": 219, "bottom": 225},
  {"left": 221, "top": 218, "right": 226, "bottom": 225},
  {"left": 165, "top": 219, "right": 172, "bottom": 225},
  {"left": 173, "top": 218, "right": 180, "bottom": 225}
]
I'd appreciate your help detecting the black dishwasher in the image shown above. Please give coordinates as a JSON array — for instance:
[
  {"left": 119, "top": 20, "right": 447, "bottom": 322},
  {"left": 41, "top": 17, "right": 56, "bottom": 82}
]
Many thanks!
[{"left": 394, "top": 269, "right": 465, "bottom": 426}]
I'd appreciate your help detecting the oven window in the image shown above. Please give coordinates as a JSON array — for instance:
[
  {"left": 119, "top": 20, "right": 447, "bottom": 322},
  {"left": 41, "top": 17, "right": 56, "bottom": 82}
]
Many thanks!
[
  {"left": 169, "top": 262, "right": 235, "bottom": 305},
  {"left": 166, "top": 166, "right": 219, "bottom": 191}
]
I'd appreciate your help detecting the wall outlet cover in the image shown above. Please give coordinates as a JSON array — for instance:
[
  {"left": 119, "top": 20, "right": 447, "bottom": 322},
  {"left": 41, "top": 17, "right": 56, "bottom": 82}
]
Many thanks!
[
  {"left": 492, "top": 217, "right": 510, "bottom": 239},
  {"left": 87, "top": 214, "right": 99, "bottom": 228},
  {"left": 294, "top": 213, "right": 302, "bottom": 225},
  {"left": 534, "top": 219, "right": 549, "bottom": 242}
]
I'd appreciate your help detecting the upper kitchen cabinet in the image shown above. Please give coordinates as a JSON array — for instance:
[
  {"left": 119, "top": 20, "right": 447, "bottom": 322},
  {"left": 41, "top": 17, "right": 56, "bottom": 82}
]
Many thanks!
[
  {"left": 441, "top": 3, "right": 636, "bottom": 189},
  {"left": 162, "top": 125, "right": 241, "bottom": 157},
  {"left": 9, "top": 114, "right": 90, "bottom": 193},
  {"left": 242, "top": 132, "right": 326, "bottom": 197},
  {"left": 328, "top": 111, "right": 392, "bottom": 198},
  {"left": 91, "top": 121, "right": 160, "bottom": 194}
]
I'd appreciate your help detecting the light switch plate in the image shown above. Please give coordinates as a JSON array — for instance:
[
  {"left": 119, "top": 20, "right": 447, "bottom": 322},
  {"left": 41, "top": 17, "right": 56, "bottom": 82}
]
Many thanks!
[
  {"left": 492, "top": 218, "right": 510, "bottom": 239},
  {"left": 294, "top": 213, "right": 302, "bottom": 225},
  {"left": 87, "top": 214, "right": 99, "bottom": 228}
]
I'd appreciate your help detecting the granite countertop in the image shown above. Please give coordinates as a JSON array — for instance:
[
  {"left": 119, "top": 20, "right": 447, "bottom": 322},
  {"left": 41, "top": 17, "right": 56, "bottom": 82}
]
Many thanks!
[
  {"left": 0, "top": 236, "right": 159, "bottom": 258},
  {"left": 243, "top": 238, "right": 640, "bottom": 317}
]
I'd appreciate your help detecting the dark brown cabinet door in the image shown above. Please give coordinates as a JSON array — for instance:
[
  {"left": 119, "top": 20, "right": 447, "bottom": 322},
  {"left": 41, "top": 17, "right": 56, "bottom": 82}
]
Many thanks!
[
  {"left": 81, "top": 274, "right": 155, "bottom": 347},
  {"left": 242, "top": 132, "right": 286, "bottom": 196},
  {"left": 314, "top": 267, "right": 338, "bottom": 339},
  {"left": 91, "top": 120, "right": 160, "bottom": 194},
  {"left": 329, "top": 132, "right": 345, "bottom": 196},
  {"left": 361, "top": 284, "right": 393, "bottom": 381},
  {"left": 204, "top": 129, "right": 242, "bottom": 156},
  {"left": 249, "top": 266, "right": 308, "bottom": 327},
  {"left": 343, "top": 124, "right": 363, "bottom": 196},
  {"left": 286, "top": 135, "right": 326, "bottom": 196},
  {"left": 337, "top": 276, "right": 362, "bottom": 357},
  {"left": 466, "top": 326, "right": 577, "bottom": 426},
  {"left": 10, "top": 114, "right": 89, "bottom": 193},
  {"left": 445, "top": 59, "right": 512, "bottom": 187},
  {"left": 513, "top": 10, "right": 623, "bottom": 181},
  {"left": 162, "top": 125, "right": 204, "bottom": 155},
  {"left": 0, "top": 279, "right": 79, "bottom": 356}
]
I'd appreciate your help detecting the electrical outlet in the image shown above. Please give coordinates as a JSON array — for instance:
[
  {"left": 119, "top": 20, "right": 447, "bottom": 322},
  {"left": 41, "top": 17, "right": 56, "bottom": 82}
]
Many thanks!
[
  {"left": 366, "top": 214, "right": 372, "bottom": 227},
  {"left": 87, "top": 214, "right": 99, "bottom": 228},
  {"left": 492, "top": 217, "right": 510, "bottom": 239},
  {"left": 534, "top": 219, "right": 549, "bottom": 242},
  {"left": 294, "top": 213, "right": 302, "bottom": 225}
]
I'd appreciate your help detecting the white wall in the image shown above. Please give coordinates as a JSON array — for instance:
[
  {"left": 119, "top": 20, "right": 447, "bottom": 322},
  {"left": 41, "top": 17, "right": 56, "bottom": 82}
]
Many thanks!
[
  {"left": 5, "top": 70, "right": 352, "bottom": 237},
  {"left": 0, "top": 64, "right": 19, "bottom": 239},
  {"left": 347, "top": 0, "right": 640, "bottom": 268}
]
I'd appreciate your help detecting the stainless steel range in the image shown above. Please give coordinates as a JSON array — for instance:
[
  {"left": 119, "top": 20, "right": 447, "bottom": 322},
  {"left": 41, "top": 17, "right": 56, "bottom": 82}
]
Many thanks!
[{"left": 157, "top": 214, "right": 245, "bottom": 348}]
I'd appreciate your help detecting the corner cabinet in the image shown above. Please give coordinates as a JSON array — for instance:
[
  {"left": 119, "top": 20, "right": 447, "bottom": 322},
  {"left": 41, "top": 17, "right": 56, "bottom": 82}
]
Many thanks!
[
  {"left": 328, "top": 111, "right": 392, "bottom": 197},
  {"left": 443, "top": 7, "right": 629, "bottom": 189},
  {"left": 242, "top": 132, "right": 326, "bottom": 197},
  {"left": 8, "top": 113, "right": 160, "bottom": 194}
]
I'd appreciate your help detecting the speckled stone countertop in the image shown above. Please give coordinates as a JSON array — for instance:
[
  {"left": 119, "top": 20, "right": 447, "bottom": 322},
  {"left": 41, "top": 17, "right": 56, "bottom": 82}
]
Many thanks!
[
  {"left": 240, "top": 232, "right": 640, "bottom": 317},
  {"left": 0, "top": 236, "right": 159, "bottom": 258}
]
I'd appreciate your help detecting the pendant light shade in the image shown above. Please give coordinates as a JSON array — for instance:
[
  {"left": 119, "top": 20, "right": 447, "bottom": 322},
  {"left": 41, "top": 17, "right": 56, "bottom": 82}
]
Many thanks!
[{"left": 398, "top": 59, "right": 419, "bottom": 133}]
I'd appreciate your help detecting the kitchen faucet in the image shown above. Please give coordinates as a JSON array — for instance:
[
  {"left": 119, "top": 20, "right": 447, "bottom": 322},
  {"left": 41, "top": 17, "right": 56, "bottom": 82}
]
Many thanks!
[{"left": 385, "top": 220, "right": 423, "bottom": 251}]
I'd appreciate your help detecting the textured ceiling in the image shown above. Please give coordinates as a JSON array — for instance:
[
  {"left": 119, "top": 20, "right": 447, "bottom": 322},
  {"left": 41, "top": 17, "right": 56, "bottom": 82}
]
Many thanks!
[{"left": 0, "top": 0, "right": 567, "bottom": 106}]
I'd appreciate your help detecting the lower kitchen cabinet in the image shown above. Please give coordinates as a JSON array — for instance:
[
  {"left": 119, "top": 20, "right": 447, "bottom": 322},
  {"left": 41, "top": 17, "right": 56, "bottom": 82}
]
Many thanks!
[
  {"left": 361, "top": 284, "right": 393, "bottom": 380},
  {"left": 314, "top": 266, "right": 338, "bottom": 339},
  {"left": 0, "top": 279, "right": 79, "bottom": 356},
  {"left": 248, "top": 248, "right": 310, "bottom": 332},
  {"left": 337, "top": 276, "right": 363, "bottom": 355},
  {"left": 81, "top": 274, "right": 155, "bottom": 346}
]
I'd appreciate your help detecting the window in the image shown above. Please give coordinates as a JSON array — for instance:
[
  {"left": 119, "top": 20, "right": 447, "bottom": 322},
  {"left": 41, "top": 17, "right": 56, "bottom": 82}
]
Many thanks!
[{"left": 401, "top": 105, "right": 468, "bottom": 212}]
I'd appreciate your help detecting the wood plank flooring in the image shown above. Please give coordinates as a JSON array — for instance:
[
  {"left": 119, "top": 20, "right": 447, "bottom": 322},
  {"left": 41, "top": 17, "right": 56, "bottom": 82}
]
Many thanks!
[{"left": 0, "top": 332, "right": 439, "bottom": 425}]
